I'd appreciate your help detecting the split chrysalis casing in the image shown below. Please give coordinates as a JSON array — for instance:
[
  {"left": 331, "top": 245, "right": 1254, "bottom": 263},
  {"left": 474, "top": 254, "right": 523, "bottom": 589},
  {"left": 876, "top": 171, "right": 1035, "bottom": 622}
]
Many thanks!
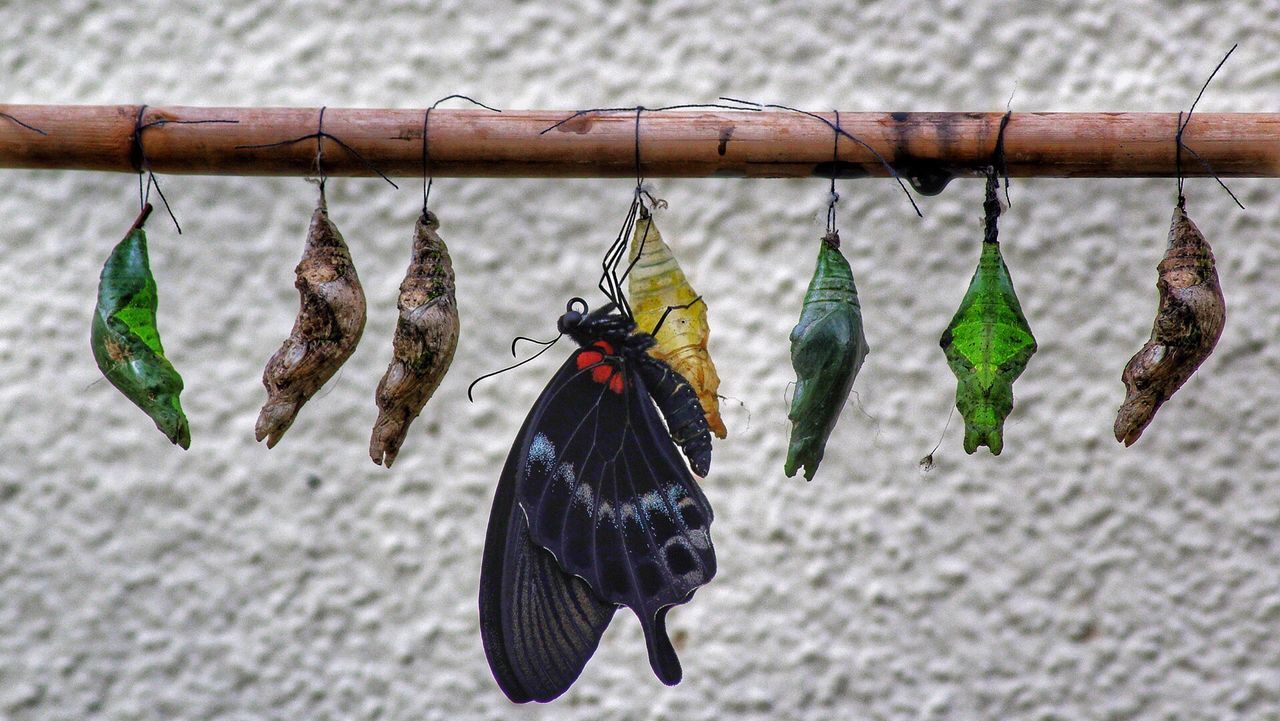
[
  {"left": 369, "top": 210, "right": 460, "bottom": 467},
  {"left": 255, "top": 194, "right": 367, "bottom": 447},
  {"left": 627, "top": 211, "right": 727, "bottom": 439},
  {"left": 1115, "top": 201, "right": 1225, "bottom": 446}
]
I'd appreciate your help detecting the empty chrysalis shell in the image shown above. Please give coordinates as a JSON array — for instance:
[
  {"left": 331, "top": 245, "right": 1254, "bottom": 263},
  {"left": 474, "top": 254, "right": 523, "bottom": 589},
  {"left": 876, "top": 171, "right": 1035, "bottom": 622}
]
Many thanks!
[
  {"left": 90, "top": 204, "right": 191, "bottom": 448},
  {"left": 370, "top": 210, "right": 460, "bottom": 467},
  {"left": 627, "top": 210, "right": 727, "bottom": 438},
  {"left": 1114, "top": 201, "right": 1225, "bottom": 446},
  {"left": 785, "top": 231, "right": 870, "bottom": 480},
  {"left": 939, "top": 174, "right": 1037, "bottom": 455},
  {"left": 255, "top": 193, "right": 367, "bottom": 448}
]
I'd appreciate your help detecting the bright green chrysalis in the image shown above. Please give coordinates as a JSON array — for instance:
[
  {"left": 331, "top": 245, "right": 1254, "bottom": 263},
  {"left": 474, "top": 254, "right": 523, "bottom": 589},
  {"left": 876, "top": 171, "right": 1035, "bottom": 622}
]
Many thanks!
[
  {"left": 785, "top": 231, "right": 870, "bottom": 480},
  {"left": 91, "top": 204, "right": 190, "bottom": 448},
  {"left": 939, "top": 173, "right": 1036, "bottom": 455}
]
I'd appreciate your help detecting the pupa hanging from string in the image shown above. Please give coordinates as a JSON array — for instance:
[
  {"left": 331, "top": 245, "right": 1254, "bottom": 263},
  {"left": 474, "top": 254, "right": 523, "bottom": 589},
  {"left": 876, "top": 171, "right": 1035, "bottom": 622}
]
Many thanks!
[
  {"left": 370, "top": 96, "right": 497, "bottom": 466},
  {"left": 786, "top": 228, "right": 870, "bottom": 479},
  {"left": 91, "top": 203, "right": 191, "bottom": 448},
  {"left": 241, "top": 108, "right": 396, "bottom": 447},
  {"left": 1114, "top": 48, "right": 1237, "bottom": 446},
  {"left": 627, "top": 204, "right": 727, "bottom": 438},
  {"left": 715, "top": 100, "right": 917, "bottom": 478},
  {"left": 939, "top": 113, "right": 1037, "bottom": 455},
  {"left": 256, "top": 187, "right": 367, "bottom": 447},
  {"left": 369, "top": 208, "right": 458, "bottom": 466},
  {"left": 785, "top": 108, "right": 881, "bottom": 481},
  {"left": 89, "top": 108, "right": 230, "bottom": 449}
]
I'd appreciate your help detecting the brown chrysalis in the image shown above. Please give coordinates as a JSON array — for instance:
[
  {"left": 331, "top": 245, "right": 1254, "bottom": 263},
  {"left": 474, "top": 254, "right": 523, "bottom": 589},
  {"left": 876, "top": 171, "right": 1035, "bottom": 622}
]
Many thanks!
[
  {"left": 1115, "top": 200, "right": 1225, "bottom": 446},
  {"left": 255, "top": 192, "right": 367, "bottom": 447},
  {"left": 369, "top": 210, "right": 460, "bottom": 467}
]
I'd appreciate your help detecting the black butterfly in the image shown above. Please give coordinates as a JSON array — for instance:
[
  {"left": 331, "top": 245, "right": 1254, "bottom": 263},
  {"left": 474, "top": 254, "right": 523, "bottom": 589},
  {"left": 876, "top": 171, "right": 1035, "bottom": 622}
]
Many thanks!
[{"left": 479, "top": 297, "right": 716, "bottom": 703}]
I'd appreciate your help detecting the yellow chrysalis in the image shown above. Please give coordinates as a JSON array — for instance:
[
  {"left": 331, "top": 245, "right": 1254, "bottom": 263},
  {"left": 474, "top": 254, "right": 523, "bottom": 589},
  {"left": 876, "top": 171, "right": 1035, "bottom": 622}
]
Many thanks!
[{"left": 627, "top": 209, "right": 727, "bottom": 438}]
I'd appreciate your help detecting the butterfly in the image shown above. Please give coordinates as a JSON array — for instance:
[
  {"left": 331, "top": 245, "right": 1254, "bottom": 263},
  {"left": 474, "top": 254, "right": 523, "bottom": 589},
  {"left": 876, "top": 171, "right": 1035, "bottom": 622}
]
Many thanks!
[{"left": 479, "top": 296, "right": 717, "bottom": 703}]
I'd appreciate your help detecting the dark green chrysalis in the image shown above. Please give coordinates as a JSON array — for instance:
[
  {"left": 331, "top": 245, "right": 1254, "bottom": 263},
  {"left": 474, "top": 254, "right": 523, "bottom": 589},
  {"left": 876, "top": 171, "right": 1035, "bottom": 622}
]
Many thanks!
[
  {"left": 939, "top": 173, "right": 1036, "bottom": 455},
  {"left": 785, "top": 231, "right": 870, "bottom": 480},
  {"left": 91, "top": 204, "right": 190, "bottom": 448}
]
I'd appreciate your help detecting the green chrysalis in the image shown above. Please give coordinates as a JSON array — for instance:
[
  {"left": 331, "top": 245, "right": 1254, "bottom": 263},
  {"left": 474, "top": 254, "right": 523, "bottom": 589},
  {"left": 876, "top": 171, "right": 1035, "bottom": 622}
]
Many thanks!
[
  {"left": 90, "top": 204, "right": 191, "bottom": 448},
  {"left": 939, "top": 173, "right": 1036, "bottom": 455},
  {"left": 785, "top": 231, "right": 870, "bottom": 480}
]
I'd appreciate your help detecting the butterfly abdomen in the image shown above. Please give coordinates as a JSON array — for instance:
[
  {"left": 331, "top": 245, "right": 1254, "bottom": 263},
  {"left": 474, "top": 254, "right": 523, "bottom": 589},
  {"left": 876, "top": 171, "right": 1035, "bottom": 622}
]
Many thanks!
[
  {"left": 635, "top": 354, "right": 712, "bottom": 477},
  {"left": 627, "top": 214, "right": 727, "bottom": 439}
]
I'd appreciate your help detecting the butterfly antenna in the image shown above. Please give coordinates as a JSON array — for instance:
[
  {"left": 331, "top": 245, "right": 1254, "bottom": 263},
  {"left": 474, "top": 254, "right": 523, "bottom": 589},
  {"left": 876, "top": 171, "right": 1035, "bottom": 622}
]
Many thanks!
[
  {"left": 510, "top": 334, "right": 560, "bottom": 357},
  {"left": 1176, "top": 44, "right": 1244, "bottom": 209},
  {"left": 467, "top": 333, "right": 564, "bottom": 401}
]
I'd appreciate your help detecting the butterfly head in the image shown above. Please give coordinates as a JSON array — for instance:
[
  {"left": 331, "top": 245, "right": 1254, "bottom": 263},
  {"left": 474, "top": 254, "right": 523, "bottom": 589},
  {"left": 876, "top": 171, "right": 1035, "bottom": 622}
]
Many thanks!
[{"left": 557, "top": 297, "right": 650, "bottom": 352}]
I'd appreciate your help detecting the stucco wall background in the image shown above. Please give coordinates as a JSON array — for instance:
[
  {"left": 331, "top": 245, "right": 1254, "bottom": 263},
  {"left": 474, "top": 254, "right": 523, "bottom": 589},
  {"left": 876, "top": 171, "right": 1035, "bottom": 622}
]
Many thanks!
[{"left": 3, "top": 2, "right": 1280, "bottom": 719}]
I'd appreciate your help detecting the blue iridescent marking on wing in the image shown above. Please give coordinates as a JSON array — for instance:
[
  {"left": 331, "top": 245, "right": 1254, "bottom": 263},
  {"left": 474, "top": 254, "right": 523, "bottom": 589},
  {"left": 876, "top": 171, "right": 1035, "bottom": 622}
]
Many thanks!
[{"left": 513, "top": 350, "right": 716, "bottom": 685}]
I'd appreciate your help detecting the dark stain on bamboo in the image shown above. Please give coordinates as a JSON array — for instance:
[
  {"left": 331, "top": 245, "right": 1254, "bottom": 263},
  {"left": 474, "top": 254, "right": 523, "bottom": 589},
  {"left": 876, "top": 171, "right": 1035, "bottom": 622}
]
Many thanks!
[{"left": 717, "top": 126, "right": 734, "bottom": 156}]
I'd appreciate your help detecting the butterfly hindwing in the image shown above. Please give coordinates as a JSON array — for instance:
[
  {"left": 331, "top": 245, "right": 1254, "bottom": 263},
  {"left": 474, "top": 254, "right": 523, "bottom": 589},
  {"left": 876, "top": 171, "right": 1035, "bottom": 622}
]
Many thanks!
[
  {"left": 480, "top": 407, "right": 617, "bottom": 704},
  {"left": 516, "top": 348, "right": 716, "bottom": 685}
]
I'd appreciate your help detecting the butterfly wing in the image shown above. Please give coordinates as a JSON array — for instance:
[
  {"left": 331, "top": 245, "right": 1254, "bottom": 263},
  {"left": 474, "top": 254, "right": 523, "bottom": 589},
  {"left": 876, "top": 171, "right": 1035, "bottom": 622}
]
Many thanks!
[
  {"left": 479, "top": 405, "right": 617, "bottom": 704},
  {"left": 515, "top": 349, "right": 716, "bottom": 685}
]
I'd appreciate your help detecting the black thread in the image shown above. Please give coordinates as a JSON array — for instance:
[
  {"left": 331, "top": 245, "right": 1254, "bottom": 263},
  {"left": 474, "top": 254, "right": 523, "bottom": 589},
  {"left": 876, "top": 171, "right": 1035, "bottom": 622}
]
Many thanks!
[
  {"left": 982, "top": 110, "right": 1013, "bottom": 246},
  {"left": 1176, "top": 44, "right": 1243, "bottom": 209},
  {"left": 0, "top": 112, "right": 47, "bottom": 135},
  {"left": 828, "top": 109, "right": 840, "bottom": 234},
  {"left": 994, "top": 109, "right": 1012, "bottom": 209},
  {"left": 422, "top": 94, "right": 501, "bottom": 216},
  {"left": 235, "top": 107, "right": 399, "bottom": 191},
  {"left": 131, "top": 105, "right": 182, "bottom": 234},
  {"left": 539, "top": 101, "right": 757, "bottom": 135},
  {"left": 727, "top": 97, "right": 926, "bottom": 218}
]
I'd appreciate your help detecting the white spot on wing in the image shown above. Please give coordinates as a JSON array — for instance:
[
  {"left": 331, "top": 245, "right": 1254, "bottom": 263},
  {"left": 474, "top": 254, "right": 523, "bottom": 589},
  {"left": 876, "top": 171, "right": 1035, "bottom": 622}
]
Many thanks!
[{"left": 529, "top": 432, "right": 555, "bottom": 473}]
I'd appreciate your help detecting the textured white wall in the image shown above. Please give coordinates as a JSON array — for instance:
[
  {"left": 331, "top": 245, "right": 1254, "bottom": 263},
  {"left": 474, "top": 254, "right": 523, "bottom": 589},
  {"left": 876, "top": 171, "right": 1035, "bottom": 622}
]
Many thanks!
[{"left": 3, "top": 2, "right": 1280, "bottom": 719}]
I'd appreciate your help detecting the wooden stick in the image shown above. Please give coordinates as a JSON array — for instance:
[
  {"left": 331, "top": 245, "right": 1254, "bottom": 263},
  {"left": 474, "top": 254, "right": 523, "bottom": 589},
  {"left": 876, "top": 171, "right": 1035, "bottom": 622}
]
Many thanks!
[{"left": 2, "top": 105, "right": 1278, "bottom": 185}]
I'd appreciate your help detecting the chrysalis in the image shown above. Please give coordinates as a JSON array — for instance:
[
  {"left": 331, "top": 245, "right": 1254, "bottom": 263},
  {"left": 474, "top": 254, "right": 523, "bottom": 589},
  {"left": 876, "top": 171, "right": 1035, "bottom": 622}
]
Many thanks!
[
  {"left": 256, "top": 192, "right": 367, "bottom": 447},
  {"left": 1114, "top": 200, "right": 1225, "bottom": 446},
  {"left": 939, "top": 172, "right": 1037, "bottom": 455},
  {"left": 627, "top": 210, "right": 727, "bottom": 439},
  {"left": 369, "top": 210, "right": 460, "bottom": 467},
  {"left": 785, "top": 231, "right": 869, "bottom": 480},
  {"left": 90, "top": 203, "right": 191, "bottom": 448}
]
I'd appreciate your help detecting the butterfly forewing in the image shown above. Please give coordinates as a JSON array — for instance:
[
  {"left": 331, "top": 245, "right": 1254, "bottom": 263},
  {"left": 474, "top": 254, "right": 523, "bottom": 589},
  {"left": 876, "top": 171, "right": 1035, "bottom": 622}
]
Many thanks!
[{"left": 516, "top": 348, "right": 716, "bottom": 683}]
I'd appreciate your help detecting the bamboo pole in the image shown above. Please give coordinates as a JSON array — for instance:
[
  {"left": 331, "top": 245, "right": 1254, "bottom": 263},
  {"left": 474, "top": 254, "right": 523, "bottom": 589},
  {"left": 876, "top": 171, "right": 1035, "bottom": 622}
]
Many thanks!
[{"left": 2, "top": 105, "right": 1279, "bottom": 188}]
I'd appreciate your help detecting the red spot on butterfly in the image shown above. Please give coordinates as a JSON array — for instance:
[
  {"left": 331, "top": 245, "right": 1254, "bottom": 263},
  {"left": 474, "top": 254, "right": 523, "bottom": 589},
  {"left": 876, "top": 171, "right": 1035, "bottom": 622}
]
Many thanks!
[
  {"left": 591, "top": 365, "right": 614, "bottom": 384},
  {"left": 577, "top": 343, "right": 624, "bottom": 393},
  {"left": 577, "top": 350, "right": 604, "bottom": 370}
]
